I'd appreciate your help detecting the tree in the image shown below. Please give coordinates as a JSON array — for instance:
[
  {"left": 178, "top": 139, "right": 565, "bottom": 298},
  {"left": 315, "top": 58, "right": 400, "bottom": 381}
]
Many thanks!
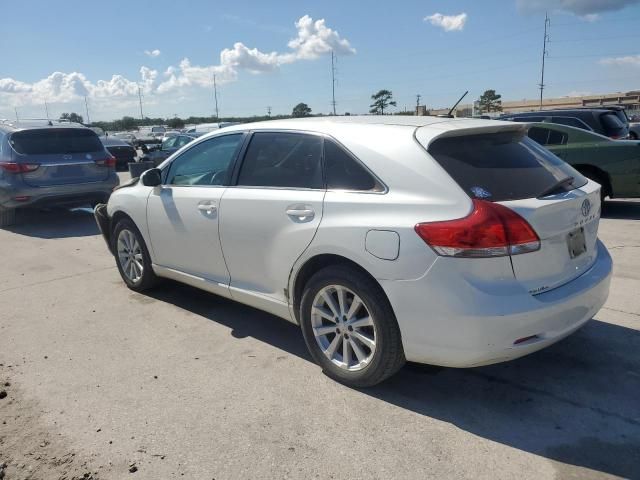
[
  {"left": 167, "top": 117, "right": 185, "bottom": 129},
  {"left": 369, "top": 90, "right": 396, "bottom": 115},
  {"left": 60, "top": 112, "right": 84, "bottom": 124},
  {"left": 477, "top": 90, "right": 502, "bottom": 114},
  {"left": 292, "top": 103, "right": 312, "bottom": 118}
]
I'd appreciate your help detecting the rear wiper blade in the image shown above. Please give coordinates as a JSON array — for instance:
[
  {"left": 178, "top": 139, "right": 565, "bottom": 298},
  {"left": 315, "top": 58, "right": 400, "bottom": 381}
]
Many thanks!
[{"left": 538, "top": 176, "right": 574, "bottom": 198}]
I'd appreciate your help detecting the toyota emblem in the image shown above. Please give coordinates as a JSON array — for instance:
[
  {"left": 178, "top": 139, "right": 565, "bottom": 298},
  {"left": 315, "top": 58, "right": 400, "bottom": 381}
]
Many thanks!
[{"left": 581, "top": 199, "right": 591, "bottom": 217}]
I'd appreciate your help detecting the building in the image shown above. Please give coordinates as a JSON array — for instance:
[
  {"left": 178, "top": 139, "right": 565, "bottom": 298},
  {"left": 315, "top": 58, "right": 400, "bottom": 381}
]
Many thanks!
[{"left": 427, "top": 90, "right": 640, "bottom": 117}]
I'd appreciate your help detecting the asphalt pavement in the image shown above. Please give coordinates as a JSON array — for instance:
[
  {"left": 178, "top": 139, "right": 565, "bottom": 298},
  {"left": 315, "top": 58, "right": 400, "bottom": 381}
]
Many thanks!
[{"left": 0, "top": 176, "right": 638, "bottom": 479}]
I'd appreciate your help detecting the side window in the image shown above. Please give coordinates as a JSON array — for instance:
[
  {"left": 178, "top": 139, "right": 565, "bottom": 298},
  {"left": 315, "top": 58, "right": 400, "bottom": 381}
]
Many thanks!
[
  {"left": 514, "top": 116, "right": 544, "bottom": 123},
  {"left": 528, "top": 127, "right": 567, "bottom": 146},
  {"left": 162, "top": 137, "right": 177, "bottom": 150},
  {"left": 528, "top": 127, "right": 551, "bottom": 145},
  {"left": 237, "top": 132, "right": 323, "bottom": 189},
  {"left": 166, "top": 134, "right": 243, "bottom": 186},
  {"left": 551, "top": 117, "right": 588, "bottom": 130},
  {"left": 324, "top": 140, "right": 379, "bottom": 191},
  {"left": 175, "top": 135, "right": 192, "bottom": 148}
]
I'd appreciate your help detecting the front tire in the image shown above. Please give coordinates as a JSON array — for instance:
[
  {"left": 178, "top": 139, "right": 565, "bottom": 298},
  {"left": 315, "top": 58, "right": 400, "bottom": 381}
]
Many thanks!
[
  {"left": 112, "top": 218, "right": 158, "bottom": 291},
  {"left": 299, "top": 265, "right": 405, "bottom": 387}
]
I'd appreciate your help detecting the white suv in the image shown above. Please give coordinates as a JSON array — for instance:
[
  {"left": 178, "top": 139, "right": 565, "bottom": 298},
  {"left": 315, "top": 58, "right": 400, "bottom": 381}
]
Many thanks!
[{"left": 95, "top": 116, "right": 612, "bottom": 387}]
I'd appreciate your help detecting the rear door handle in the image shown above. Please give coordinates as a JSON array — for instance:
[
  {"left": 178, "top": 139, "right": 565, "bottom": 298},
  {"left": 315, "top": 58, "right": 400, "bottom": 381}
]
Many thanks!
[
  {"left": 286, "top": 206, "right": 315, "bottom": 221},
  {"left": 197, "top": 201, "right": 217, "bottom": 214}
]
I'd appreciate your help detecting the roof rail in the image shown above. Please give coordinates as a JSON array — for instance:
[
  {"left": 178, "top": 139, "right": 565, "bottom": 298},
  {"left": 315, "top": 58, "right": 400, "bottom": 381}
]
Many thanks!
[{"left": 1, "top": 118, "right": 85, "bottom": 127}]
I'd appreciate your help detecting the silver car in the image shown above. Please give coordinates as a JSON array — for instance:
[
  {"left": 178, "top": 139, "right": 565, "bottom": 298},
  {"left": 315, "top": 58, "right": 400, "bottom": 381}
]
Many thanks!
[{"left": 0, "top": 120, "right": 119, "bottom": 227}]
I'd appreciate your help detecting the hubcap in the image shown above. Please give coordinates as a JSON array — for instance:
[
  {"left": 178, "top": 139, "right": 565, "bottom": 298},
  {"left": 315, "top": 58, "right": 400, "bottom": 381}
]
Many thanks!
[
  {"left": 117, "top": 229, "right": 144, "bottom": 283},
  {"left": 311, "top": 285, "right": 376, "bottom": 371}
]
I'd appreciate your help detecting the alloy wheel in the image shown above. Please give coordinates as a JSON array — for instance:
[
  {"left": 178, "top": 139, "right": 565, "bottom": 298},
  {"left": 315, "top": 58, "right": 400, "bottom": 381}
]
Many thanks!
[
  {"left": 117, "top": 229, "right": 144, "bottom": 283},
  {"left": 311, "top": 285, "right": 377, "bottom": 371}
]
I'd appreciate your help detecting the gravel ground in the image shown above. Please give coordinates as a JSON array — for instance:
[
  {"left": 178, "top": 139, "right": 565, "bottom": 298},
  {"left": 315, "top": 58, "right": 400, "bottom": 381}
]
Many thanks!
[{"left": 0, "top": 181, "right": 638, "bottom": 480}]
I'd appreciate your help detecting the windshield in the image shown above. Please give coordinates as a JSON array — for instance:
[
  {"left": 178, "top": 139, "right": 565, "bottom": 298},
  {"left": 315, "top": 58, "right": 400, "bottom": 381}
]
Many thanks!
[
  {"left": 10, "top": 128, "right": 104, "bottom": 155},
  {"left": 428, "top": 131, "right": 587, "bottom": 201}
]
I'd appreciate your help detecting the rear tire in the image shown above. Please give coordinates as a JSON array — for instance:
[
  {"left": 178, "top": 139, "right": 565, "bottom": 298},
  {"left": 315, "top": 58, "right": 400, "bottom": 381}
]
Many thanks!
[
  {"left": 579, "top": 169, "right": 609, "bottom": 203},
  {"left": 0, "top": 207, "right": 16, "bottom": 228},
  {"left": 112, "top": 218, "right": 158, "bottom": 291},
  {"left": 299, "top": 265, "right": 405, "bottom": 387}
]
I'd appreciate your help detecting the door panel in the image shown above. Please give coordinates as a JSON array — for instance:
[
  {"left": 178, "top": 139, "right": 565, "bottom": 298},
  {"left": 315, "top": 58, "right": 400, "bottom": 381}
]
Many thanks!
[
  {"left": 219, "top": 188, "right": 324, "bottom": 304},
  {"left": 147, "top": 186, "right": 230, "bottom": 290}
]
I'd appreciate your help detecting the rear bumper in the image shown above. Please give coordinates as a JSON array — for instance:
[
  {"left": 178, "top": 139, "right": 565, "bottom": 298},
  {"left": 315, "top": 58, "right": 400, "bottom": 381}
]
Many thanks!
[
  {"left": 0, "top": 176, "right": 119, "bottom": 209},
  {"left": 94, "top": 203, "right": 114, "bottom": 255},
  {"left": 381, "top": 240, "right": 612, "bottom": 367}
]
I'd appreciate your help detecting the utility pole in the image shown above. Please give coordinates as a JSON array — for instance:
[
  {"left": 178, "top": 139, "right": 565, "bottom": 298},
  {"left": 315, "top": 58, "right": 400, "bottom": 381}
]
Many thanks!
[
  {"left": 539, "top": 12, "right": 550, "bottom": 110},
  {"left": 138, "top": 85, "right": 144, "bottom": 120},
  {"left": 14, "top": 108, "right": 19, "bottom": 123},
  {"left": 267, "top": 106, "right": 272, "bottom": 117},
  {"left": 44, "top": 101, "right": 50, "bottom": 120},
  {"left": 84, "top": 96, "right": 91, "bottom": 124},
  {"left": 213, "top": 74, "right": 220, "bottom": 120},
  {"left": 331, "top": 51, "right": 337, "bottom": 115}
]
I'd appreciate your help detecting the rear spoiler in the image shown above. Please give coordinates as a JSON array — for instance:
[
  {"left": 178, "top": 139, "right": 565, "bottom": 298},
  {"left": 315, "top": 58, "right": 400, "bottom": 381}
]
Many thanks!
[{"left": 415, "top": 121, "right": 529, "bottom": 150}]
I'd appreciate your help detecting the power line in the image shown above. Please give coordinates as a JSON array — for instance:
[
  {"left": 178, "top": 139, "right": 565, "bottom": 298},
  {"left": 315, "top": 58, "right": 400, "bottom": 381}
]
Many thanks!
[
  {"left": 331, "top": 51, "right": 337, "bottom": 115},
  {"left": 539, "top": 12, "right": 551, "bottom": 110}
]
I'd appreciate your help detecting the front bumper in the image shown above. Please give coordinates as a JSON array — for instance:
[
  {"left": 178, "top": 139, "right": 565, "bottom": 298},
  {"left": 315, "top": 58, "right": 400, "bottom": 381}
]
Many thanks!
[
  {"left": 381, "top": 240, "right": 613, "bottom": 367},
  {"left": 94, "top": 203, "right": 114, "bottom": 255}
]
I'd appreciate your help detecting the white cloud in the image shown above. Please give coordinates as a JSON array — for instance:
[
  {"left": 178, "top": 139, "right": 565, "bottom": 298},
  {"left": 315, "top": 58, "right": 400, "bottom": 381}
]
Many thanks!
[
  {"left": 599, "top": 55, "right": 640, "bottom": 67},
  {"left": 424, "top": 13, "right": 467, "bottom": 32},
  {"left": 0, "top": 15, "right": 354, "bottom": 113},
  {"left": 517, "top": 0, "right": 639, "bottom": 16}
]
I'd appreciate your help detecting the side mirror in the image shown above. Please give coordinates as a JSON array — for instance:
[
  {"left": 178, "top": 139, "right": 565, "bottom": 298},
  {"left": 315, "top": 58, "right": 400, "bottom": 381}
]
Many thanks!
[{"left": 141, "top": 168, "right": 162, "bottom": 187}]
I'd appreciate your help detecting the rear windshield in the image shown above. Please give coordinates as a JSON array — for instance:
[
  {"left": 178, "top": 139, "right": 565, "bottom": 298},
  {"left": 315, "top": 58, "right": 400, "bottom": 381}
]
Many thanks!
[
  {"left": 429, "top": 131, "right": 587, "bottom": 201},
  {"left": 601, "top": 113, "right": 628, "bottom": 137},
  {"left": 10, "top": 129, "right": 103, "bottom": 155}
]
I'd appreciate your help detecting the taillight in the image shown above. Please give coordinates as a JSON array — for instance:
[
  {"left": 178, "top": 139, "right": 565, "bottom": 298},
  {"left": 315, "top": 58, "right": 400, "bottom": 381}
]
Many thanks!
[
  {"left": 0, "top": 162, "right": 39, "bottom": 173},
  {"left": 415, "top": 199, "right": 540, "bottom": 258},
  {"left": 95, "top": 156, "right": 116, "bottom": 168}
]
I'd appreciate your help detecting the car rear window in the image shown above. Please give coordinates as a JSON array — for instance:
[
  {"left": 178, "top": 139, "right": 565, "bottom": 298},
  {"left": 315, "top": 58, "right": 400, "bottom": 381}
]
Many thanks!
[
  {"left": 600, "top": 113, "right": 627, "bottom": 137},
  {"left": 10, "top": 129, "right": 103, "bottom": 155},
  {"left": 428, "top": 131, "right": 587, "bottom": 201}
]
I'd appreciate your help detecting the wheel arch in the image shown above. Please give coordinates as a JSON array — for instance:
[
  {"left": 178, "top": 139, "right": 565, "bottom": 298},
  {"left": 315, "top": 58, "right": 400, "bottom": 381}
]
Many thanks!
[
  {"left": 290, "top": 253, "right": 392, "bottom": 323},
  {"left": 572, "top": 164, "right": 613, "bottom": 198}
]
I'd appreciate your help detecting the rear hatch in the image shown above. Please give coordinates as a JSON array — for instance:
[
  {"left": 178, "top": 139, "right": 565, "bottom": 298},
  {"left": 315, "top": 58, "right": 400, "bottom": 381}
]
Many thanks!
[
  {"left": 426, "top": 127, "right": 600, "bottom": 294},
  {"left": 9, "top": 128, "right": 111, "bottom": 187}
]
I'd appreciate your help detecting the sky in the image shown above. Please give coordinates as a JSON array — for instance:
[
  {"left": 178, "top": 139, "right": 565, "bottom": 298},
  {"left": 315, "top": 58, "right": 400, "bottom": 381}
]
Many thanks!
[{"left": 1, "top": 0, "right": 639, "bottom": 121}]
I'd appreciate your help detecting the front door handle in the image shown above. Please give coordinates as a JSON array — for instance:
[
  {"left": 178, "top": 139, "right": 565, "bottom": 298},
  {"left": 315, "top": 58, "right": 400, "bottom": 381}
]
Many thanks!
[
  {"left": 197, "top": 201, "right": 217, "bottom": 214},
  {"left": 286, "top": 205, "right": 315, "bottom": 221}
]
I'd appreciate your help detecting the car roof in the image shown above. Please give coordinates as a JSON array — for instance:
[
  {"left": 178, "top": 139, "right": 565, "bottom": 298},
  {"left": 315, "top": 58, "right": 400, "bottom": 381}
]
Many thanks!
[
  {"left": 0, "top": 119, "right": 89, "bottom": 133},
  {"left": 219, "top": 115, "right": 510, "bottom": 134}
]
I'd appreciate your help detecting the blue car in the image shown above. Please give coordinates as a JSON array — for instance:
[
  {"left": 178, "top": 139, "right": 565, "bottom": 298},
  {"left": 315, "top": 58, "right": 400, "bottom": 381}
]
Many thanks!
[{"left": 0, "top": 119, "right": 119, "bottom": 227}]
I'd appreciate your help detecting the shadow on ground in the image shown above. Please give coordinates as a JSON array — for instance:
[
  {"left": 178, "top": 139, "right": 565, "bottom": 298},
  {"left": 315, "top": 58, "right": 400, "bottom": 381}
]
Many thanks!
[
  {"left": 602, "top": 199, "right": 640, "bottom": 220},
  {"left": 5, "top": 207, "right": 99, "bottom": 239},
  {"left": 146, "top": 280, "right": 640, "bottom": 479}
]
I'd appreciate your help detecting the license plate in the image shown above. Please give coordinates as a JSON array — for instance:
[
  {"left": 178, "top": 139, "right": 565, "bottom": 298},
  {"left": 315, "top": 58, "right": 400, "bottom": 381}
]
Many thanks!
[{"left": 567, "top": 227, "right": 587, "bottom": 259}]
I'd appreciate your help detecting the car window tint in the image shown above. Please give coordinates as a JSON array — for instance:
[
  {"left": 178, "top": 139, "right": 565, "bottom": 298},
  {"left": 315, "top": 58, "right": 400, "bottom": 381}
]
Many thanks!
[
  {"left": 551, "top": 117, "right": 587, "bottom": 130},
  {"left": 528, "top": 127, "right": 550, "bottom": 145},
  {"left": 601, "top": 113, "right": 627, "bottom": 137},
  {"left": 167, "top": 134, "right": 243, "bottom": 186},
  {"left": 324, "top": 140, "right": 378, "bottom": 191},
  {"left": 176, "top": 136, "right": 192, "bottom": 147},
  {"left": 162, "top": 137, "right": 177, "bottom": 149},
  {"left": 238, "top": 132, "right": 323, "bottom": 189},
  {"left": 9, "top": 128, "right": 103, "bottom": 154},
  {"left": 429, "top": 131, "right": 587, "bottom": 202}
]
